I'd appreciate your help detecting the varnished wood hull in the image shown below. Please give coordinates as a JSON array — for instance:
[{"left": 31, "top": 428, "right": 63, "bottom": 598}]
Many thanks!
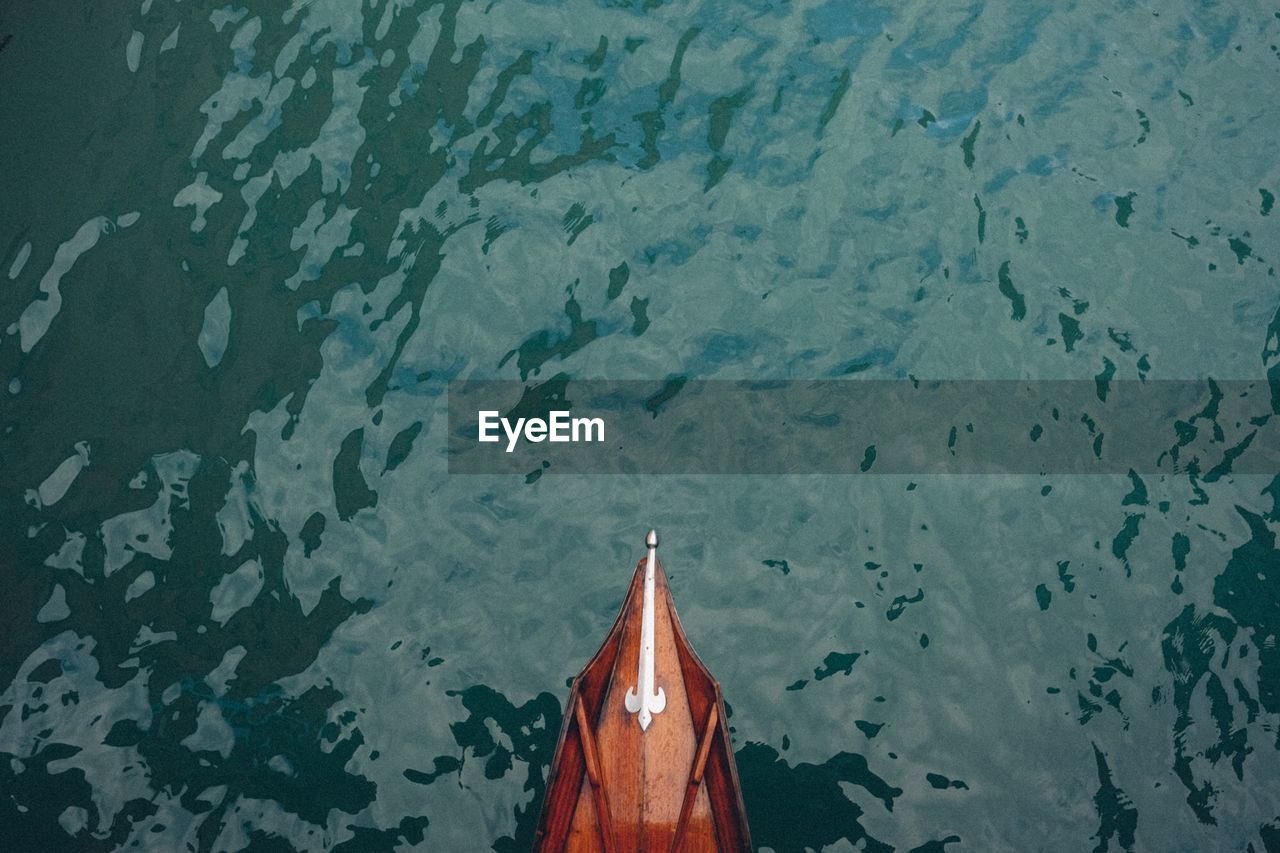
[{"left": 534, "top": 544, "right": 751, "bottom": 852}]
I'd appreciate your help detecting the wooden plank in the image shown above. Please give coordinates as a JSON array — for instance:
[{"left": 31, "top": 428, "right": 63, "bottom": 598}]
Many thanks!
[
  {"left": 641, "top": 558, "right": 698, "bottom": 850},
  {"left": 565, "top": 777, "right": 603, "bottom": 853},
  {"left": 692, "top": 704, "right": 718, "bottom": 784},
  {"left": 575, "top": 696, "right": 615, "bottom": 853},
  {"left": 536, "top": 685, "right": 589, "bottom": 851},
  {"left": 669, "top": 704, "right": 719, "bottom": 852},
  {"left": 665, "top": 582, "right": 751, "bottom": 851},
  {"left": 596, "top": 560, "right": 646, "bottom": 849}
]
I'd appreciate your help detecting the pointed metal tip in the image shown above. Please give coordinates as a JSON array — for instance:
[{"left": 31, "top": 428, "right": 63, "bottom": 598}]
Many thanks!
[{"left": 646, "top": 529, "right": 659, "bottom": 549}]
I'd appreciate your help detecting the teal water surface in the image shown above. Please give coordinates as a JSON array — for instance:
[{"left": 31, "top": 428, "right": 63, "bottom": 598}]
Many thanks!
[{"left": 2, "top": 0, "right": 1280, "bottom": 850}]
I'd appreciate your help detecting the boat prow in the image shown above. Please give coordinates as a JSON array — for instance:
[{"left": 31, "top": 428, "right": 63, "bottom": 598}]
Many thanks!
[{"left": 534, "top": 530, "right": 752, "bottom": 852}]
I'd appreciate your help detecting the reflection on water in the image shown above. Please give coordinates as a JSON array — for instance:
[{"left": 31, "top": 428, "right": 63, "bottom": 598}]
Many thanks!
[{"left": 2, "top": 0, "right": 1279, "bottom": 849}]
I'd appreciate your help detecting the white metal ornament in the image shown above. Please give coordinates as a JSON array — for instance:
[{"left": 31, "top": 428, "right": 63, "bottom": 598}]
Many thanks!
[{"left": 624, "top": 529, "right": 667, "bottom": 731}]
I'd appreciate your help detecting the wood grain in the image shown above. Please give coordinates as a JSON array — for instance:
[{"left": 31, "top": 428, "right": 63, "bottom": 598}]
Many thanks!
[{"left": 534, "top": 554, "right": 752, "bottom": 852}]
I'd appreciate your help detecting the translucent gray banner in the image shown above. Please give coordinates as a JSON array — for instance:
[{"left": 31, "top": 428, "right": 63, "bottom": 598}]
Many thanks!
[{"left": 447, "top": 378, "right": 1280, "bottom": 475}]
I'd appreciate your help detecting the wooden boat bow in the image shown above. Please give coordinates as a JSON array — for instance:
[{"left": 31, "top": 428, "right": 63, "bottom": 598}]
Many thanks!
[{"left": 534, "top": 531, "right": 752, "bottom": 852}]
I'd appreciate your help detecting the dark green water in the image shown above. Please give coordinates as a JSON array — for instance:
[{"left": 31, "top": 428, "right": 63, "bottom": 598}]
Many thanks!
[{"left": 2, "top": 1, "right": 1280, "bottom": 850}]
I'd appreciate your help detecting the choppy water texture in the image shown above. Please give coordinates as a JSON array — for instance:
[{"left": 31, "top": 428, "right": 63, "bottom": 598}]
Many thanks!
[{"left": 2, "top": 0, "right": 1280, "bottom": 850}]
